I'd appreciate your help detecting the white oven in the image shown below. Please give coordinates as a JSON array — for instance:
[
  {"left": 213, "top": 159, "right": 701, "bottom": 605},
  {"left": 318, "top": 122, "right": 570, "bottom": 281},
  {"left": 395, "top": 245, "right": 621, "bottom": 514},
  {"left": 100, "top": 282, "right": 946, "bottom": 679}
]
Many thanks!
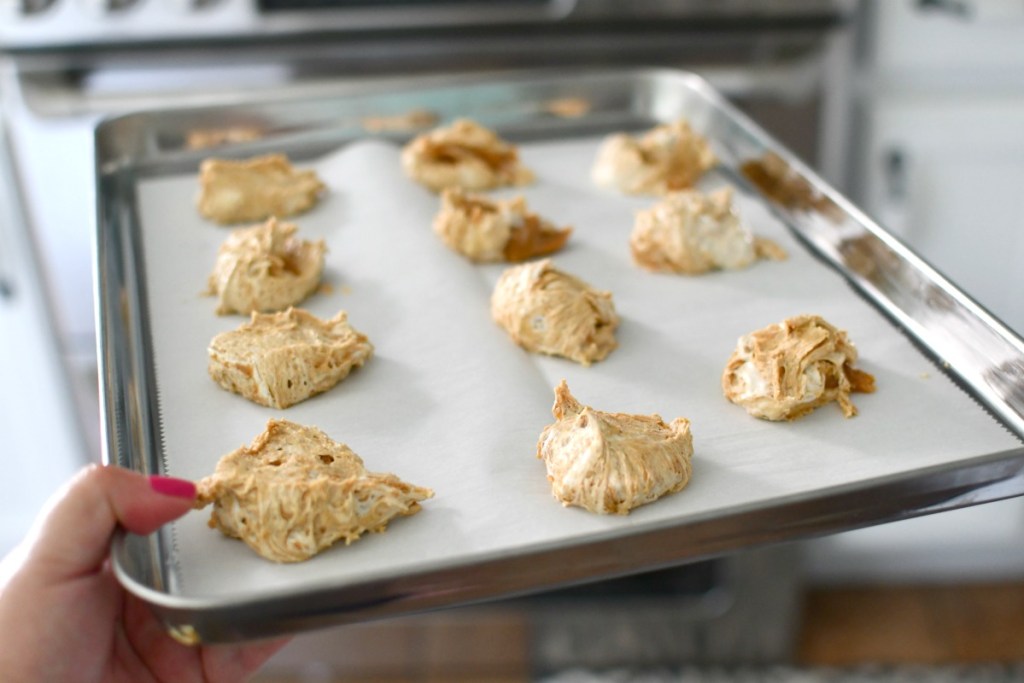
[{"left": 0, "top": 1, "right": 857, "bottom": 673}]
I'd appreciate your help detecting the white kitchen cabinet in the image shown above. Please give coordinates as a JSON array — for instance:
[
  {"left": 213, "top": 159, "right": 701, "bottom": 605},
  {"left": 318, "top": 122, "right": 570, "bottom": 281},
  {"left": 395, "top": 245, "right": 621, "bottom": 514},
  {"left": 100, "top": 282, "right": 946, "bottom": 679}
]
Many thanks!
[
  {"left": 860, "top": 94, "right": 1024, "bottom": 333},
  {"left": 872, "top": 0, "right": 1024, "bottom": 75},
  {"left": 801, "top": 0, "right": 1024, "bottom": 583},
  {"left": 856, "top": 0, "right": 1024, "bottom": 334},
  {"left": 0, "top": 113, "right": 88, "bottom": 558}
]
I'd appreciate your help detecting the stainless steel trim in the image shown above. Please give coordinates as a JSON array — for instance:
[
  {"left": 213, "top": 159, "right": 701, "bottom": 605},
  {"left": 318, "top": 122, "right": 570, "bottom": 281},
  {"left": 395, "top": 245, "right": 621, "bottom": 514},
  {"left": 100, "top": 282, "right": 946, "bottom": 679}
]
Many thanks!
[
  {"left": 96, "top": 67, "right": 1024, "bottom": 642},
  {"left": 1, "top": 0, "right": 578, "bottom": 50},
  {"left": 2, "top": 0, "right": 850, "bottom": 51},
  {"left": 9, "top": 21, "right": 843, "bottom": 118}
]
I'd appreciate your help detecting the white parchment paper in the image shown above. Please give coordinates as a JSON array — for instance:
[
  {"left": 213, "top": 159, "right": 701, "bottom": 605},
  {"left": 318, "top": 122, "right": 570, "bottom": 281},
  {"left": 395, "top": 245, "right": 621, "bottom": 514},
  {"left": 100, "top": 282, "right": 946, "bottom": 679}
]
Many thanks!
[{"left": 136, "top": 136, "right": 1021, "bottom": 601}]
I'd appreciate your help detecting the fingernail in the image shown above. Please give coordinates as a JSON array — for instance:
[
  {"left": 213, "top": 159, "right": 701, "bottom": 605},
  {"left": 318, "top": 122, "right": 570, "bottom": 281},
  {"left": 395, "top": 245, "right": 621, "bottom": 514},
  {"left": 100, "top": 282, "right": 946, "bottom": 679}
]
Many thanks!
[{"left": 149, "top": 475, "right": 196, "bottom": 499}]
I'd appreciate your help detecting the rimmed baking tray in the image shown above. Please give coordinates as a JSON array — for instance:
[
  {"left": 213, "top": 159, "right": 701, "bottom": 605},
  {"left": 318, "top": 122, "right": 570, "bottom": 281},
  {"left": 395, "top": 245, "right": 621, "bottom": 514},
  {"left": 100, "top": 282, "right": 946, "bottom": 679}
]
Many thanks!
[{"left": 94, "top": 68, "right": 1024, "bottom": 644}]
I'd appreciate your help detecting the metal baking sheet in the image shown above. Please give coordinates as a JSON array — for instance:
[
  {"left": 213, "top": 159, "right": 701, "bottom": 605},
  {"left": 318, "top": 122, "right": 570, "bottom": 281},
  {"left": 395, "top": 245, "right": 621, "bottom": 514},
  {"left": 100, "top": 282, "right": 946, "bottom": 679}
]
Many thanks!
[{"left": 94, "top": 68, "right": 1024, "bottom": 643}]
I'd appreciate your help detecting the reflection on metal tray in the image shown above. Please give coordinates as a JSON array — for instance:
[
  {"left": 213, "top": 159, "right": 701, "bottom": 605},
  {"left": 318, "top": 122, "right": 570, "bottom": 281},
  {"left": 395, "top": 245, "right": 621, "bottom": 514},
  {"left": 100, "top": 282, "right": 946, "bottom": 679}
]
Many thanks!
[{"left": 95, "top": 68, "right": 1024, "bottom": 644}]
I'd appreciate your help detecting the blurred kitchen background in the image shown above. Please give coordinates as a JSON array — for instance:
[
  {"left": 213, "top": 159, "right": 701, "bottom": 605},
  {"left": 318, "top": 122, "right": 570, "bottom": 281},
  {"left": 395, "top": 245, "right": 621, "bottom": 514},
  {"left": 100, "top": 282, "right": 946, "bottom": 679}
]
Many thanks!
[{"left": 3, "top": 0, "right": 1024, "bottom": 679}]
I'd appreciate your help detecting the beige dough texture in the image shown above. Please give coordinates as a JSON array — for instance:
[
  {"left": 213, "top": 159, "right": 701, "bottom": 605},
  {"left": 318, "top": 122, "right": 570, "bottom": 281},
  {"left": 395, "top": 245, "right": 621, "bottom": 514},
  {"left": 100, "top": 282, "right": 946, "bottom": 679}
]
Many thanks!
[
  {"left": 630, "top": 187, "right": 787, "bottom": 274},
  {"left": 490, "top": 259, "right": 618, "bottom": 366},
  {"left": 401, "top": 118, "right": 535, "bottom": 193},
  {"left": 197, "top": 153, "right": 325, "bottom": 225},
  {"left": 186, "top": 126, "right": 264, "bottom": 151},
  {"left": 592, "top": 119, "right": 716, "bottom": 196},
  {"left": 195, "top": 419, "right": 433, "bottom": 563},
  {"left": 537, "top": 381, "right": 694, "bottom": 515},
  {"left": 722, "top": 314, "right": 877, "bottom": 421},
  {"left": 433, "top": 187, "right": 572, "bottom": 263},
  {"left": 361, "top": 108, "right": 438, "bottom": 133},
  {"left": 206, "top": 217, "right": 325, "bottom": 316},
  {"left": 208, "top": 307, "right": 373, "bottom": 409}
]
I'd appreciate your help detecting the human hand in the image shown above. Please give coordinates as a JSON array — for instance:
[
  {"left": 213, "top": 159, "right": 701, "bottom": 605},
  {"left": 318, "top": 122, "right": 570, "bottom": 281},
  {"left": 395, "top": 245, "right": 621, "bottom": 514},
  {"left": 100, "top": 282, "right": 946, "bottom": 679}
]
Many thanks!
[{"left": 0, "top": 464, "right": 289, "bottom": 682}]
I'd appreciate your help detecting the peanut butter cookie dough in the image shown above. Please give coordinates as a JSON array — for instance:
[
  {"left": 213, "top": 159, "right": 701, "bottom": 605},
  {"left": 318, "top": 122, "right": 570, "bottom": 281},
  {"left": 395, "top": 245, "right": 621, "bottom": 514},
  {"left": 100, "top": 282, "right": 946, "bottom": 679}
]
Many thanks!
[
  {"left": 722, "top": 314, "right": 876, "bottom": 421},
  {"left": 206, "top": 217, "right": 325, "bottom": 316},
  {"left": 433, "top": 187, "right": 572, "bottom": 262},
  {"left": 208, "top": 308, "right": 373, "bottom": 409},
  {"left": 195, "top": 419, "right": 433, "bottom": 563},
  {"left": 592, "top": 119, "right": 716, "bottom": 196},
  {"left": 186, "top": 125, "right": 264, "bottom": 151},
  {"left": 197, "top": 153, "right": 325, "bottom": 225},
  {"left": 490, "top": 259, "right": 618, "bottom": 365},
  {"left": 401, "top": 118, "right": 535, "bottom": 193},
  {"left": 537, "top": 381, "right": 694, "bottom": 515},
  {"left": 361, "top": 108, "right": 438, "bottom": 133},
  {"left": 630, "top": 187, "right": 786, "bottom": 274}
]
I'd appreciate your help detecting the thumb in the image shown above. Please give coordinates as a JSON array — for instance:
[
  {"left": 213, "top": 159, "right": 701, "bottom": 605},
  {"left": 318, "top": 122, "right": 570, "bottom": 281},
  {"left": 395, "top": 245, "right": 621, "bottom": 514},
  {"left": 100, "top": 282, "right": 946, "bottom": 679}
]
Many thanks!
[{"left": 19, "top": 464, "right": 196, "bottom": 583}]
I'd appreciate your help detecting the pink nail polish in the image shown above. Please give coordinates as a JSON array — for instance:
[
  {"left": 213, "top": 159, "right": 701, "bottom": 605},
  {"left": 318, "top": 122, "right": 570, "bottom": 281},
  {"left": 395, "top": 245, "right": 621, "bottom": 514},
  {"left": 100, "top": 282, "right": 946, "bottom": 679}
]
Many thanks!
[{"left": 149, "top": 475, "right": 196, "bottom": 500}]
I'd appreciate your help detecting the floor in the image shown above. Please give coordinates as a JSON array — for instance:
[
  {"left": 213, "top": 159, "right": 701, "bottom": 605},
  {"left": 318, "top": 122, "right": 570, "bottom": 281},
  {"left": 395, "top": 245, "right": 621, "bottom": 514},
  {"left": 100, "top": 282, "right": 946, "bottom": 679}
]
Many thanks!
[
  {"left": 251, "top": 580, "right": 1024, "bottom": 682},
  {"left": 798, "top": 582, "right": 1024, "bottom": 666}
]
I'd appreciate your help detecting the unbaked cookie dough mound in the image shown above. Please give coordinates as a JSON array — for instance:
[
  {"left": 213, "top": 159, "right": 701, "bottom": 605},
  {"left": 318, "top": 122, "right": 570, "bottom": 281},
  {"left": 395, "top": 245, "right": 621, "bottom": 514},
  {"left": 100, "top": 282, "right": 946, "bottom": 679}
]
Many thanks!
[
  {"left": 197, "top": 153, "right": 325, "bottom": 225},
  {"left": 206, "top": 217, "right": 326, "bottom": 316},
  {"left": 208, "top": 308, "right": 373, "bottom": 409},
  {"left": 195, "top": 419, "right": 433, "bottom": 563},
  {"left": 591, "top": 119, "right": 717, "bottom": 196},
  {"left": 401, "top": 118, "right": 535, "bottom": 193},
  {"left": 490, "top": 259, "right": 618, "bottom": 366},
  {"left": 433, "top": 187, "right": 572, "bottom": 262},
  {"left": 537, "top": 380, "right": 694, "bottom": 515},
  {"left": 722, "top": 314, "right": 877, "bottom": 421},
  {"left": 630, "top": 187, "right": 787, "bottom": 274}
]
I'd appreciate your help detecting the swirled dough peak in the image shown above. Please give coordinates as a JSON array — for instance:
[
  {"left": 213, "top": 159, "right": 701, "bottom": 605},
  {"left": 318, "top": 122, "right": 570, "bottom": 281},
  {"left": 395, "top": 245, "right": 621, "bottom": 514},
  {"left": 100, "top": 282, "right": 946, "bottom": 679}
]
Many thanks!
[
  {"left": 195, "top": 419, "right": 433, "bottom": 563},
  {"left": 206, "top": 217, "right": 325, "bottom": 315},
  {"left": 537, "top": 381, "right": 693, "bottom": 515},
  {"left": 208, "top": 308, "right": 373, "bottom": 409},
  {"left": 591, "top": 119, "right": 716, "bottom": 195},
  {"left": 197, "top": 153, "right": 325, "bottom": 225},
  {"left": 433, "top": 187, "right": 572, "bottom": 262},
  {"left": 631, "top": 187, "right": 787, "bottom": 274},
  {"left": 490, "top": 259, "right": 618, "bottom": 365},
  {"left": 401, "top": 118, "right": 535, "bottom": 192},
  {"left": 722, "top": 314, "right": 876, "bottom": 421}
]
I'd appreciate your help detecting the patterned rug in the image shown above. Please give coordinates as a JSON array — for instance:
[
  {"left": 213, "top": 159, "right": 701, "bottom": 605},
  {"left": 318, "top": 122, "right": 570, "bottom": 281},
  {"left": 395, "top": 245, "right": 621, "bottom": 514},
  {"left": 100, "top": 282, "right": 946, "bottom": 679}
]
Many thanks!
[{"left": 541, "top": 664, "right": 1024, "bottom": 682}]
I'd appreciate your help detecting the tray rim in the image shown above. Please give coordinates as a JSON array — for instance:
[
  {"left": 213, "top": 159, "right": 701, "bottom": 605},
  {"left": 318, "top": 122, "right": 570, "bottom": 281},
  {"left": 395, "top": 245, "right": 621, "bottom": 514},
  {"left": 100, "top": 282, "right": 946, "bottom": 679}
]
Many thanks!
[
  {"left": 94, "top": 65, "right": 1024, "bottom": 643},
  {"left": 111, "top": 444, "right": 1024, "bottom": 624}
]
